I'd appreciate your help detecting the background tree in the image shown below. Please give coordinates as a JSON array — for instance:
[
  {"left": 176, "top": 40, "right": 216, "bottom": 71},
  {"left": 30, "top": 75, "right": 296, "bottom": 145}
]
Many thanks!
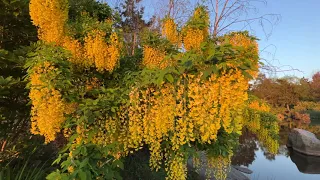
[
  {"left": 295, "top": 77, "right": 313, "bottom": 101},
  {"left": 202, "top": 0, "right": 281, "bottom": 38},
  {"left": 252, "top": 74, "right": 300, "bottom": 109},
  {"left": 0, "top": 0, "right": 37, "bottom": 162},
  {"left": 311, "top": 72, "right": 320, "bottom": 102},
  {"left": 117, "top": 0, "right": 154, "bottom": 56},
  {"left": 0, "top": 0, "right": 37, "bottom": 50}
]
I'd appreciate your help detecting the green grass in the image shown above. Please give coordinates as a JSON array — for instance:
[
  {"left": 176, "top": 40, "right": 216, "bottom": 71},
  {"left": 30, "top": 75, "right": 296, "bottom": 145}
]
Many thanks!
[{"left": 0, "top": 158, "right": 50, "bottom": 180}]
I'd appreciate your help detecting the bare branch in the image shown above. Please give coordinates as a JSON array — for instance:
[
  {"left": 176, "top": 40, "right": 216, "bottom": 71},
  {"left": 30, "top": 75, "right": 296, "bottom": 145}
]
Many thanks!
[{"left": 259, "top": 44, "right": 303, "bottom": 77}]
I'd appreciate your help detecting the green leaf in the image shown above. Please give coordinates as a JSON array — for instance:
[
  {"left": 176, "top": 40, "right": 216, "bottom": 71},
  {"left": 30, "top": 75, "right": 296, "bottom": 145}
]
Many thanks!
[
  {"left": 80, "top": 158, "right": 89, "bottom": 168},
  {"left": 165, "top": 74, "right": 174, "bottom": 83},
  {"left": 46, "top": 171, "right": 61, "bottom": 180},
  {"left": 78, "top": 170, "right": 86, "bottom": 180},
  {"left": 239, "top": 65, "right": 249, "bottom": 70},
  {"left": 113, "top": 160, "right": 124, "bottom": 170},
  {"left": 242, "top": 71, "right": 253, "bottom": 79},
  {"left": 156, "top": 75, "right": 164, "bottom": 85},
  {"left": 52, "top": 154, "right": 62, "bottom": 165}
]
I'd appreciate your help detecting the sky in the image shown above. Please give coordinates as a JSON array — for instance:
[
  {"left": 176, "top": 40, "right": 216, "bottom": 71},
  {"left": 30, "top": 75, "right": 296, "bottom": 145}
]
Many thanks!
[
  {"left": 110, "top": 0, "right": 320, "bottom": 78},
  {"left": 249, "top": 0, "right": 320, "bottom": 78}
]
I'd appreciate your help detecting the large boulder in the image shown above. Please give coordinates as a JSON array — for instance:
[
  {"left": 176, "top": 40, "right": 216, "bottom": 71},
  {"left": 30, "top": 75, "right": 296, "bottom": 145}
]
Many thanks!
[{"left": 287, "top": 128, "right": 320, "bottom": 156}]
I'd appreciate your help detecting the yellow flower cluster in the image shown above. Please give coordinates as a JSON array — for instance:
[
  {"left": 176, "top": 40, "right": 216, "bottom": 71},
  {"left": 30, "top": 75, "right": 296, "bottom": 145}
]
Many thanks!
[
  {"left": 30, "top": 0, "right": 121, "bottom": 72},
  {"left": 218, "top": 70, "right": 249, "bottom": 134},
  {"left": 29, "top": 0, "right": 68, "bottom": 44},
  {"left": 249, "top": 100, "right": 270, "bottom": 112},
  {"left": 62, "top": 31, "right": 121, "bottom": 71},
  {"left": 126, "top": 70, "right": 248, "bottom": 177},
  {"left": 165, "top": 153, "right": 187, "bottom": 180},
  {"left": 244, "top": 109, "right": 261, "bottom": 133},
  {"left": 74, "top": 105, "right": 129, "bottom": 160},
  {"left": 182, "top": 6, "right": 209, "bottom": 51},
  {"left": 92, "top": 118, "right": 117, "bottom": 144},
  {"left": 193, "top": 6, "right": 210, "bottom": 26},
  {"left": 228, "top": 33, "right": 259, "bottom": 78},
  {"left": 29, "top": 62, "right": 74, "bottom": 143},
  {"left": 229, "top": 33, "right": 258, "bottom": 50},
  {"left": 183, "top": 28, "right": 206, "bottom": 51},
  {"left": 62, "top": 37, "right": 86, "bottom": 66},
  {"left": 127, "top": 85, "right": 176, "bottom": 169},
  {"left": 142, "top": 46, "right": 168, "bottom": 69},
  {"left": 67, "top": 166, "right": 74, "bottom": 173},
  {"left": 185, "top": 74, "right": 220, "bottom": 144},
  {"left": 245, "top": 100, "right": 270, "bottom": 132},
  {"left": 162, "top": 18, "right": 181, "bottom": 46},
  {"left": 84, "top": 30, "right": 120, "bottom": 72}
]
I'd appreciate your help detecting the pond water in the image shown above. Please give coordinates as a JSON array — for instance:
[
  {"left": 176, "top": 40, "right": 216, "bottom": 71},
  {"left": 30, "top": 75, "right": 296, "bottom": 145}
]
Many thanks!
[{"left": 232, "top": 130, "right": 320, "bottom": 180}]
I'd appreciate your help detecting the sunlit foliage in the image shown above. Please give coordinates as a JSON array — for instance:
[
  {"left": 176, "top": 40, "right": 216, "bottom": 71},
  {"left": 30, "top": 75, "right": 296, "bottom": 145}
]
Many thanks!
[{"left": 244, "top": 97, "right": 279, "bottom": 154}]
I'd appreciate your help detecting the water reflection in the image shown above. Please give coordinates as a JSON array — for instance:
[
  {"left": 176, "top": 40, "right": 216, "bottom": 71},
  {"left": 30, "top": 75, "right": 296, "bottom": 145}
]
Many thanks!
[
  {"left": 232, "top": 129, "right": 258, "bottom": 166},
  {"left": 289, "top": 148, "right": 320, "bottom": 174},
  {"left": 232, "top": 129, "right": 320, "bottom": 180}
]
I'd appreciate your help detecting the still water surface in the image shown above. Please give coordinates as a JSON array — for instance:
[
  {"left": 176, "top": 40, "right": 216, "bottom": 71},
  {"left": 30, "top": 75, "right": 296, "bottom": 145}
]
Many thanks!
[{"left": 232, "top": 130, "right": 320, "bottom": 180}]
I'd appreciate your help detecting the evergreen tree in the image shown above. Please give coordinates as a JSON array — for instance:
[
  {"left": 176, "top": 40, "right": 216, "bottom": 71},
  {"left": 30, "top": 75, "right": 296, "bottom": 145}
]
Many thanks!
[{"left": 117, "top": 0, "right": 154, "bottom": 56}]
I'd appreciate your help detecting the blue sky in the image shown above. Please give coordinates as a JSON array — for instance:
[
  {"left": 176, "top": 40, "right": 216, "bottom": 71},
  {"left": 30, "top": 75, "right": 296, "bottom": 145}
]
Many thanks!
[
  {"left": 250, "top": 0, "right": 320, "bottom": 78},
  {"left": 112, "top": 0, "right": 320, "bottom": 78}
]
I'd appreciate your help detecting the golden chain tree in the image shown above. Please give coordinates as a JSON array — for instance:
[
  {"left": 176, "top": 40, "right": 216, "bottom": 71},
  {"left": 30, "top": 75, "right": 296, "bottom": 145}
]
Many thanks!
[{"left": 28, "top": 1, "right": 279, "bottom": 180}]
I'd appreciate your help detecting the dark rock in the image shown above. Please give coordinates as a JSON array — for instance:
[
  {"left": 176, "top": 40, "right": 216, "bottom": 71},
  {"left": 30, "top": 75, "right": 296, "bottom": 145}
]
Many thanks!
[
  {"left": 289, "top": 148, "right": 320, "bottom": 174},
  {"left": 287, "top": 128, "right": 320, "bottom": 156},
  {"left": 232, "top": 165, "right": 253, "bottom": 174},
  {"left": 226, "top": 167, "right": 249, "bottom": 180}
]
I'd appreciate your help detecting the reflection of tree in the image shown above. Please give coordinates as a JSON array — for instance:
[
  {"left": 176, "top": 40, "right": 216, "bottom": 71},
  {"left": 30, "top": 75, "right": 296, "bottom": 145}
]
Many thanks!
[
  {"left": 278, "top": 127, "right": 290, "bottom": 146},
  {"left": 262, "top": 150, "right": 276, "bottom": 161},
  {"left": 232, "top": 129, "right": 258, "bottom": 166}
]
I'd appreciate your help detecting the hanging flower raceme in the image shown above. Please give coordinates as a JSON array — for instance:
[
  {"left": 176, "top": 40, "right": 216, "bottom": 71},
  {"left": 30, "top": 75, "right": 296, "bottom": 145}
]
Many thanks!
[
  {"left": 183, "top": 28, "right": 206, "bottom": 51},
  {"left": 218, "top": 70, "right": 248, "bottom": 134},
  {"left": 29, "top": 0, "right": 68, "bottom": 44},
  {"left": 62, "top": 37, "right": 86, "bottom": 66},
  {"left": 227, "top": 32, "right": 260, "bottom": 78},
  {"left": 182, "top": 6, "right": 209, "bottom": 51},
  {"left": 29, "top": 62, "right": 74, "bottom": 143},
  {"left": 165, "top": 152, "right": 187, "bottom": 180},
  {"left": 84, "top": 30, "right": 120, "bottom": 72},
  {"left": 142, "top": 46, "right": 168, "bottom": 69},
  {"left": 126, "top": 68, "right": 250, "bottom": 179},
  {"left": 162, "top": 18, "right": 181, "bottom": 46}
]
